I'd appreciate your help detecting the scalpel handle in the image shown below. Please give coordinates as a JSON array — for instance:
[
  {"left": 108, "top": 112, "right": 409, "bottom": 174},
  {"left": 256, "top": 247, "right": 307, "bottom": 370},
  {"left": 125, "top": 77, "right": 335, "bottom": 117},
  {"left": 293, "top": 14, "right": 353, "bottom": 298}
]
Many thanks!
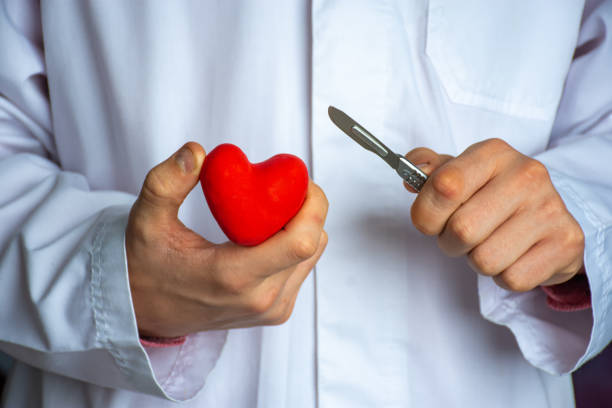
[{"left": 397, "top": 155, "right": 428, "bottom": 192}]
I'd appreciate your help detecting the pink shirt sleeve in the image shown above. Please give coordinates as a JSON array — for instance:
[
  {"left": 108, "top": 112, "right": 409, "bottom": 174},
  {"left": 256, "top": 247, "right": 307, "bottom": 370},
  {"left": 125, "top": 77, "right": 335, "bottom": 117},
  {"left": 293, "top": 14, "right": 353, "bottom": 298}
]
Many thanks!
[{"left": 140, "top": 335, "right": 186, "bottom": 348}]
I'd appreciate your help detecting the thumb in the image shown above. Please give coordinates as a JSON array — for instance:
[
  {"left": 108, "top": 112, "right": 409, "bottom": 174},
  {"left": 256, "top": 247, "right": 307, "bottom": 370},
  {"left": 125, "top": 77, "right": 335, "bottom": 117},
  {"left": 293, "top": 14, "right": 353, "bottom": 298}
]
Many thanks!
[
  {"left": 403, "top": 147, "right": 453, "bottom": 193},
  {"left": 137, "top": 142, "right": 206, "bottom": 220}
]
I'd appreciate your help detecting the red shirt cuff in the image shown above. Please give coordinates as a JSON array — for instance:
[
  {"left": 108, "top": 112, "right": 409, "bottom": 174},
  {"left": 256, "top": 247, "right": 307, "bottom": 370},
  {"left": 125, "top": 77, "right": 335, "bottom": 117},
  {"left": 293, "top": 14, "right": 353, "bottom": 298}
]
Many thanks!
[
  {"left": 541, "top": 272, "right": 591, "bottom": 312},
  {"left": 139, "top": 335, "right": 187, "bottom": 348}
]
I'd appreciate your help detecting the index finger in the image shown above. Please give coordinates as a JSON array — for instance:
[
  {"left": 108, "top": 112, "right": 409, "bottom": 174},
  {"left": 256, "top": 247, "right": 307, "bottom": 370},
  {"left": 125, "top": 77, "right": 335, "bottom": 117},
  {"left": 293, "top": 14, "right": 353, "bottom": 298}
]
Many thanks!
[
  {"left": 411, "top": 139, "right": 514, "bottom": 236},
  {"left": 403, "top": 147, "right": 453, "bottom": 193}
]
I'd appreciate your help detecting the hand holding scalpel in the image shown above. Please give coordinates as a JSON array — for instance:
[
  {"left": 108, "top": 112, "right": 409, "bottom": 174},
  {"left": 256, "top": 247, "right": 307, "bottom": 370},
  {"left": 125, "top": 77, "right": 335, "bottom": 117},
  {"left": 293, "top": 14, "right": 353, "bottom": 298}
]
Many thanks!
[{"left": 328, "top": 106, "right": 428, "bottom": 191}]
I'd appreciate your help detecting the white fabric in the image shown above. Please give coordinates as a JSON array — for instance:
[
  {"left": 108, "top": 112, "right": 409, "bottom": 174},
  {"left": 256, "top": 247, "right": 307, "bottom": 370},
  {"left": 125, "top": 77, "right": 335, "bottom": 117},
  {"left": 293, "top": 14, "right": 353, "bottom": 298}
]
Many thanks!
[{"left": 1, "top": 0, "right": 611, "bottom": 407}]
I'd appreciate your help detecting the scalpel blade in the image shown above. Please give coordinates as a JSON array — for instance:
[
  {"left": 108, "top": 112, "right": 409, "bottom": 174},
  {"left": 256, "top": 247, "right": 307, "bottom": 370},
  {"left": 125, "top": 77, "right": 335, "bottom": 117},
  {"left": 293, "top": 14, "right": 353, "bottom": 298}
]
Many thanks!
[
  {"left": 328, "top": 105, "right": 428, "bottom": 192},
  {"left": 328, "top": 106, "right": 398, "bottom": 169}
]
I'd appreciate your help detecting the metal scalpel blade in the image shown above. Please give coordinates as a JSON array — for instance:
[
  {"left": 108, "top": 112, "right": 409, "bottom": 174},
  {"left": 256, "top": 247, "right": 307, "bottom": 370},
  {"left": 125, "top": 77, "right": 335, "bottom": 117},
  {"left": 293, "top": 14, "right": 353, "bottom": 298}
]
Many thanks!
[{"left": 328, "top": 106, "right": 428, "bottom": 191}]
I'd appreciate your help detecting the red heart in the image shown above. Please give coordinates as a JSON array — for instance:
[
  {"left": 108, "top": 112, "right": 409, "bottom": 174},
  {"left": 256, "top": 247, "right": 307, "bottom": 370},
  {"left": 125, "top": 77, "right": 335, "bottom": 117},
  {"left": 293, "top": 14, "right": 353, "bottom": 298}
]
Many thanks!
[{"left": 200, "top": 143, "right": 309, "bottom": 246}]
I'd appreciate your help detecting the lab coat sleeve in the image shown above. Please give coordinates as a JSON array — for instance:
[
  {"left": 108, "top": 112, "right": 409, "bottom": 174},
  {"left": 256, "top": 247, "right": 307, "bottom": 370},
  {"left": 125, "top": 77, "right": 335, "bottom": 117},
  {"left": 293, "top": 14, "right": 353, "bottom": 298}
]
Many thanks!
[
  {"left": 478, "top": 0, "right": 612, "bottom": 375},
  {"left": 0, "top": 1, "right": 225, "bottom": 400}
]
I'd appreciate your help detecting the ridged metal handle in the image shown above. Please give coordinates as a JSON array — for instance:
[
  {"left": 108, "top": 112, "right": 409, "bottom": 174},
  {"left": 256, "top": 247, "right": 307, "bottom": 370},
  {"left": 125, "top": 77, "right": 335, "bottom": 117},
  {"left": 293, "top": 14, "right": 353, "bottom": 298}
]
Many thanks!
[{"left": 396, "top": 155, "right": 428, "bottom": 192}]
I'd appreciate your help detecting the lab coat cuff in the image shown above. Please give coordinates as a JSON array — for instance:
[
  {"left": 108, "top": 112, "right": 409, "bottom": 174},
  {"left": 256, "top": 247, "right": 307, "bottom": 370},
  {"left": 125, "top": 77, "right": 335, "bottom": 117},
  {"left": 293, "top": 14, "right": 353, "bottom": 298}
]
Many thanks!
[
  {"left": 478, "top": 168, "right": 612, "bottom": 374},
  {"left": 547, "top": 168, "right": 612, "bottom": 372},
  {"left": 91, "top": 205, "right": 227, "bottom": 401},
  {"left": 90, "top": 205, "right": 168, "bottom": 397}
]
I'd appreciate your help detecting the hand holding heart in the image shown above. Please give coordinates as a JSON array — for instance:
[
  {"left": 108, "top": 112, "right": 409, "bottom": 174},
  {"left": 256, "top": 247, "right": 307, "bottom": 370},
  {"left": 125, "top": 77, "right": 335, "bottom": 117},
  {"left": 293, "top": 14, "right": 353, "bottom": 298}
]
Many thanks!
[
  {"left": 405, "top": 138, "right": 585, "bottom": 292},
  {"left": 126, "top": 142, "right": 328, "bottom": 338}
]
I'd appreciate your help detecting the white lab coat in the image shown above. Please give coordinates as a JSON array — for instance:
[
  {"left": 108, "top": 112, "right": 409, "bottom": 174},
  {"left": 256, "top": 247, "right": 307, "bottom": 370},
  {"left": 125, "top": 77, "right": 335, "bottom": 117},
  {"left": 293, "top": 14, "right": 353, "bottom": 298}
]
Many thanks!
[{"left": 1, "top": 0, "right": 611, "bottom": 407}]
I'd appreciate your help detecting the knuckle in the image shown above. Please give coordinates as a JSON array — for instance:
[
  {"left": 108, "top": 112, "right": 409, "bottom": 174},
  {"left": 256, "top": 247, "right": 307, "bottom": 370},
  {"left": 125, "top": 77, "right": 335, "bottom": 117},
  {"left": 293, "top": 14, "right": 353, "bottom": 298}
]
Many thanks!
[
  {"left": 411, "top": 214, "right": 438, "bottom": 236},
  {"left": 500, "top": 271, "right": 534, "bottom": 292},
  {"left": 410, "top": 198, "right": 442, "bottom": 236},
  {"left": 413, "top": 222, "right": 439, "bottom": 236},
  {"left": 318, "top": 187, "right": 330, "bottom": 209},
  {"left": 268, "top": 312, "right": 290, "bottom": 326},
  {"left": 561, "top": 223, "right": 585, "bottom": 251},
  {"left": 267, "top": 299, "right": 295, "bottom": 326},
  {"left": 127, "top": 210, "right": 155, "bottom": 238},
  {"left": 141, "top": 170, "right": 176, "bottom": 206},
  {"left": 315, "top": 192, "right": 330, "bottom": 219},
  {"left": 447, "top": 215, "right": 475, "bottom": 244},
  {"left": 290, "top": 235, "right": 319, "bottom": 261},
  {"left": 520, "top": 159, "right": 548, "bottom": 183},
  {"left": 267, "top": 310, "right": 290, "bottom": 326},
  {"left": 266, "top": 312, "right": 286, "bottom": 326},
  {"left": 573, "top": 225, "right": 586, "bottom": 248},
  {"left": 277, "top": 308, "right": 293, "bottom": 325},
  {"left": 469, "top": 247, "right": 498, "bottom": 276},
  {"left": 312, "top": 183, "right": 328, "bottom": 204},
  {"left": 319, "top": 230, "right": 329, "bottom": 247},
  {"left": 538, "top": 196, "right": 564, "bottom": 218},
  {"left": 218, "top": 272, "right": 250, "bottom": 296},
  {"left": 482, "top": 138, "right": 510, "bottom": 153},
  {"left": 309, "top": 211, "right": 326, "bottom": 228},
  {"left": 248, "top": 287, "right": 279, "bottom": 315},
  {"left": 431, "top": 166, "right": 464, "bottom": 201},
  {"left": 248, "top": 298, "right": 270, "bottom": 315},
  {"left": 143, "top": 170, "right": 167, "bottom": 198}
]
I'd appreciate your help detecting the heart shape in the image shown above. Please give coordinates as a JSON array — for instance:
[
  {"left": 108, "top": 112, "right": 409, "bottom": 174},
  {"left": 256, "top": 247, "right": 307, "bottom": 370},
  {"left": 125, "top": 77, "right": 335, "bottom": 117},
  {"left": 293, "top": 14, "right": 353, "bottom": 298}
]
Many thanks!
[{"left": 200, "top": 143, "right": 309, "bottom": 246}]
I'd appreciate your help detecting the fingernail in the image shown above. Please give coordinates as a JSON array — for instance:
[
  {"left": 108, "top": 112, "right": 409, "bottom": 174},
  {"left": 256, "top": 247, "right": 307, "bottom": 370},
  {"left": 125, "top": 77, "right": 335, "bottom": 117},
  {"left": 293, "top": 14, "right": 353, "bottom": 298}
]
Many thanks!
[
  {"left": 416, "top": 162, "right": 432, "bottom": 174},
  {"left": 175, "top": 145, "right": 195, "bottom": 174}
]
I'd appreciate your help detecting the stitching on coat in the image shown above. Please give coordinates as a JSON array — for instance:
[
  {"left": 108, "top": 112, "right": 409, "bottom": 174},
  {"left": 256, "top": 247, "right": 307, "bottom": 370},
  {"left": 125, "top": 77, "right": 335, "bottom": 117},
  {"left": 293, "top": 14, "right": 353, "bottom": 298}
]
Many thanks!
[{"left": 90, "top": 212, "right": 131, "bottom": 377}]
